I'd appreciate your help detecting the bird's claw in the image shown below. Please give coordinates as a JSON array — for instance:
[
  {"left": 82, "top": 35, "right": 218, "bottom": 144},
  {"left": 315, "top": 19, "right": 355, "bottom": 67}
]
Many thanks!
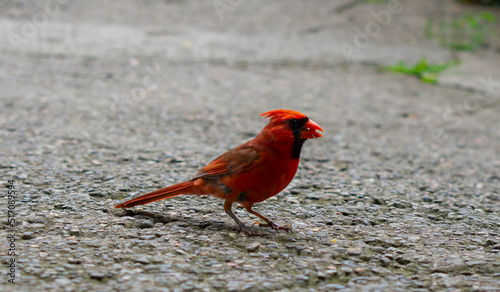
[
  {"left": 253, "top": 221, "right": 293, "bottom": 232},
  {"left": 240, "top": 226, "right": 260, "bottom": 236}
]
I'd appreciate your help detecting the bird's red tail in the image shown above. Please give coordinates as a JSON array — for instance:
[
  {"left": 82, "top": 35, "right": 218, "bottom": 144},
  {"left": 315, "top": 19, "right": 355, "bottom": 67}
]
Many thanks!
[{"left": 114, "top": 180, "right": 194, "bottom": 208}]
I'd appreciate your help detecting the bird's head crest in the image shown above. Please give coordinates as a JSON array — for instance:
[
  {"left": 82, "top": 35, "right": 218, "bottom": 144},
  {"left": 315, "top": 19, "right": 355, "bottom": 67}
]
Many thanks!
[{"left": 260, "top": 109, "right": 307, "bottom": 122}]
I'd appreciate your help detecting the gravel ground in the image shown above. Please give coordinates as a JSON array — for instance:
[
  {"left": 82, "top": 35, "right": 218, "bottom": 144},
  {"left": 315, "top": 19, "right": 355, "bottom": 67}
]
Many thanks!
[{"left": 1, "top": 1, "right": 500, "bottom": 291}]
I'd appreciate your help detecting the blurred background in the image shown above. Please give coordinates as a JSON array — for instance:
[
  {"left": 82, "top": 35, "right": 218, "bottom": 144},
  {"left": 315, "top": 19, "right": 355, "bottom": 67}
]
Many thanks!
[{"left": 1, "top": 0, "right": 499, "bottom": 165}]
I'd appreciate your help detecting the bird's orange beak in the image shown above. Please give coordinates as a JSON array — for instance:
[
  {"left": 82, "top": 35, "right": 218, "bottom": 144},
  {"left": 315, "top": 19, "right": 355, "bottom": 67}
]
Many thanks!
[{"left": 301, "top": 119, "right": 323, "bottom": 139}]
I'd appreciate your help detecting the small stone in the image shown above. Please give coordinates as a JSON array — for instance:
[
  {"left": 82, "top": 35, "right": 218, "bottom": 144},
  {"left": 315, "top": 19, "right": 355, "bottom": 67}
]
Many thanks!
[
  {"left": 89, "top": 272, "right": 106, "bottom": 280},
  {"left": 69, "top": 228, "right": 80, "bottom": 235},
  {"left": 67, "top": 258, "right": 81, "bottom": 264},
  {"left": 266, "top": 242, "right": 278, "bottom": 249},
  {"left": 306, "top": 193, "right": 321, "bottom": 200},
  {"left": 40, "top": 269, "right": 56, "bottom": 278},
  {"left": 21, "top": 232, "right": 36, "bottom": 240},
  {"left": 28, "top": 217, "right": 45, "bottom": 224},
  {"left": 152, "top": 256, "right": 164, "bottom": 264},
  {"left": 347, "top": 247, "right": 362, "bottom": 255},
  {"left": 334, "top": 159, "right": 349, "bottom": 171},
  {"left": 181, "top": 282, "right": 195, "bottom": 291},
  {"left": 317, "top": 271, "right": 326, "bottom": 279},
  {"left": 133, "top": 257, "right": 150, "bottom": 264},
  {"left": 136, "top": 219, "right": 154, "bottom": 229},
  {"left": 396, "top": 256, "right": 411, "bottom": 265},
  {"left": 18, "top": 173, "right": 28, "bottom": 179},
  {"left": 465, "top": 260, "right": 487, "bottom": 267},
  {"left": 326, "top": 265, "right": 337, "bottom": 275},
  {"left": 89, "top": 191, "right": 103, "bottom": 197},
  {"left": 427, "top": 215, "right": 440, "bottom": 221},
  {"left": 340, "top": 266, "right": 353, "bottom": 274},
  {"left": 323, "top": 284, "right": 346, "bottom": 290},
  {"left": 211, "top": 281, "right": 225, "bottom": 289},
  {"left": 246, "top": 242, "right": 261, "bottom": 252},
  {"left": 241, "top": 283, "right": 255, "bottom": 291},
  {"left": 296, "top": 274, "right": 309, "bottom": 282},
  {"left": 139, "top": 235, "right": 156, "bottom": 240},
  {"left": 175, "top": 249, "right": 186, "bottom": 255},
  {"left": 354, "top": 267, "right": 365, "bottom": 274},
  {"left": 55, "top": 278, "right": 72, "bottom": 286}
]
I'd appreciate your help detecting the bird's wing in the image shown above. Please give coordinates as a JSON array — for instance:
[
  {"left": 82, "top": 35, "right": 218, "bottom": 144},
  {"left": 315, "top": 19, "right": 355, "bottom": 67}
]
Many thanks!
[{"left": 193, "top": 144, "right": 262, "bottom": 179}]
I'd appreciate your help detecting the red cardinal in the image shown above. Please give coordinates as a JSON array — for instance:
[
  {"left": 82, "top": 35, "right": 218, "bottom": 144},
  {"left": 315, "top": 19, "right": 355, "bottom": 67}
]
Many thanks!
[{"left": 115, "top": 109, "right": 323, "bottom": 234}]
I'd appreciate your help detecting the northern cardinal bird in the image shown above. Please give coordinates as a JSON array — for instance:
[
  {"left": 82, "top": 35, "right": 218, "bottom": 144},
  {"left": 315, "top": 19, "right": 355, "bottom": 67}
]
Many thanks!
[{"left": 115, "top": 109, "right": 323, "bottom": 234}]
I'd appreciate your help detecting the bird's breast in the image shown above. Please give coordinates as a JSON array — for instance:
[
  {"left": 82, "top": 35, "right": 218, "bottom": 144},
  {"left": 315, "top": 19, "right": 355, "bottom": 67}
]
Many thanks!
[{"left": 230, "top": 157, "right": 300, "bottom": 203}]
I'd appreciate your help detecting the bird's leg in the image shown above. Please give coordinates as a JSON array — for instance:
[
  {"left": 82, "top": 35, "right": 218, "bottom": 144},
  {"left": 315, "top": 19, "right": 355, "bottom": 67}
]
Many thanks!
[
  {"left": 245, "top": 205, "right": 292, "bottom": 232},
  {"left": 223, "top": 199, "right": 258, "bottom": 235}
]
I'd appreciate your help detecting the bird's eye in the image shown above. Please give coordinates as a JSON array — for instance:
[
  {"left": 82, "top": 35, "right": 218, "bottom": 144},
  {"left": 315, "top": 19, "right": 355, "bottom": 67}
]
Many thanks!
[{"left": 289, "top": 119, "right": 298, "bottom": 126}]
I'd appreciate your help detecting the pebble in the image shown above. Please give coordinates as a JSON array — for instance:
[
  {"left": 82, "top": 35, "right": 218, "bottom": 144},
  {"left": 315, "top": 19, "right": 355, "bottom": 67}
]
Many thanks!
[
  {"left": 139, "top": 235, "right": 156, "bottom": 240},
  {"left": 340, "top": 267, "right": 353, "bottom": 274},
  {"left": 133, "top": 257, "right": 150, "bottom": 264},
  {"left": 347, "top": 247, "right": 362, "bottom": 256},
  {"left": 465, "top": 260, "right": 487, "bottom": 267},
  {"left": 266, "top": 242, "right": 279, "bottom": 249},
  {"left": 67, "top": 258, "right": 81, "bottom": 264},
  {"left": 69, "top": 228, "right": 81, "bottom": 235},
  {"left": 246, "top": 242, "right": 261, "bottom": 252},
  {"left": 21, "top": 232, "right": 36, "bottom": 240},
  {"left": 136, "top": 219, "right": 155, "bottom": 229},
  {"left": 89, "top": 272, "right": 106, "bottom": 280}
]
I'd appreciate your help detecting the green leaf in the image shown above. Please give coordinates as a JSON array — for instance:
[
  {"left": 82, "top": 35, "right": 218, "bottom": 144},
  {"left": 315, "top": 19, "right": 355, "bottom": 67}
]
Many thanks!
[
  {"left": 421, "top": 73, "right": 438, "bottom": 84},
  {"left": 480, "top": 11, "right": 496, "bottom": 23},
  {"left": 415, "top": 58, "right": 429, "bottom": 73},
  {"left": 448, "top": 42, "right": 474, "bottom": 51},
  {"left": 386, "top": 57, "right": 459, "bottom": 84}
]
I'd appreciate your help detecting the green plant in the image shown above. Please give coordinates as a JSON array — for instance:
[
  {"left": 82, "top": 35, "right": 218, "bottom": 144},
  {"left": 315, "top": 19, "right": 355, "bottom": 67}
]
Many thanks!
[
  {"left": 385, "top": 57, "right": 460, "bottom": 84},
  {"left": 427, "top": 11, "right": 497, "bottom": 51}
]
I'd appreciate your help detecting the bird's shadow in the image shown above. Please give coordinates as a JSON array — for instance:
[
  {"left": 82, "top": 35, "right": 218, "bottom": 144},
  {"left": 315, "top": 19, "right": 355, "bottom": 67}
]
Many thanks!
[{"left": 113, "top": 209, "right": 289, "bottom": 238}]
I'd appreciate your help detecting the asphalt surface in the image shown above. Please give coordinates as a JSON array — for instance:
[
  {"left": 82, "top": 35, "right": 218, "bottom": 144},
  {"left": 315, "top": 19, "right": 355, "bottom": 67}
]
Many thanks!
[{"left": 1, "top": 0, "right": 499, "bottom": 291}]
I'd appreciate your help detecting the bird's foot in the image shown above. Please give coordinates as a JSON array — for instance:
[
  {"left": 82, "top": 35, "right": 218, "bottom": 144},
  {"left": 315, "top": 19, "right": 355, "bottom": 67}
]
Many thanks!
[
  {"left": 253, "top": 221, "right": 293, "bottom": 232},
  {"left": 240, "top": 226, "right": 260, "bottom": 236}
]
